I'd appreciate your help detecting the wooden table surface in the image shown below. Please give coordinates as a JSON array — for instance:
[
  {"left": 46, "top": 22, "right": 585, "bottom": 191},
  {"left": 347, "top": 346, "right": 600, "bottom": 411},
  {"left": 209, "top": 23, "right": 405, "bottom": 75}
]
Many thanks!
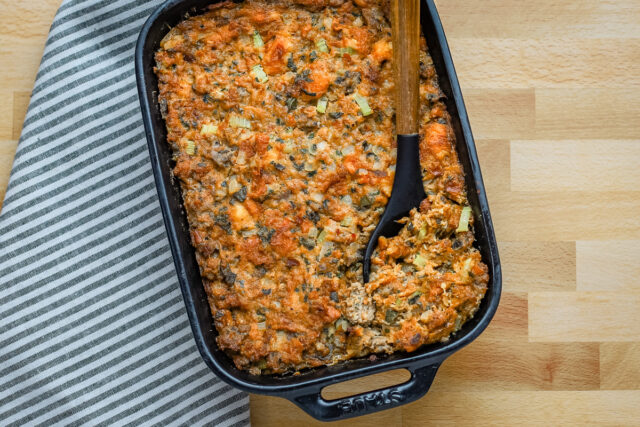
[{"left": 2, "top": 0, "right": 639, "bottom": 425}]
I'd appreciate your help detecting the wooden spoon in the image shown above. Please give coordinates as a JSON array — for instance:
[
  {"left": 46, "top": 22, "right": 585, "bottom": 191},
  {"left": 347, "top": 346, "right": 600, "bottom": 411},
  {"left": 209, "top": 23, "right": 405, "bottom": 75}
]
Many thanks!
[{"left": 363, "top": 0, "right": 424, "bottom": 283}]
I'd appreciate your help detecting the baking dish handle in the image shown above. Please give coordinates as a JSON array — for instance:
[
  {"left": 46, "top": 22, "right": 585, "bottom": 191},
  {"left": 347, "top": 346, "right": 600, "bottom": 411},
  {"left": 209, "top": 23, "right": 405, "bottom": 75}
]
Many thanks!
[{"left": 288, "top": 362, "right": 441, "bottom": 421}]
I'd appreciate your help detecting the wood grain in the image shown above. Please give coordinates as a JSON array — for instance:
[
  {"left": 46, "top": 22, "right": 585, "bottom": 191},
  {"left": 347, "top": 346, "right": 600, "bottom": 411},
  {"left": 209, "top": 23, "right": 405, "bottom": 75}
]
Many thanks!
[
  {"left": 392, "top": 0, "right": 421, "bottom": 134},
  {"left": 490, "top": 191, "right": 640, "bottom": 241},
  {"left": 0, "top": 139, "right": 18, "bottom": 204},
  {"left": 600, "top": 343, "right": 640, "bottom": 390},
  {"left": 432, "top": 341, "right": 600, "bottom": 391},
  {"left": 2, "top": 0, "right": 640, "bottom": 425},
  {"left": 0, "top": 91, "right": 13, "bottom": 141},
  {"left": 451, "top": 38, "right": 640, "bottom": 89},
  {"left": 401, "top": 391, "right": 640, "bottom": 426},
  {"left": 577, "top": 241, "right": 640, "bottom": 291},
  {"left": 535, "top": 88, "right": 640, "bottom": 140},
  {"left": 529, "top": 292, "right": 640, "bottom": 342},
  {"left": 511, "top": 140, "right": 640, "bottom": 192},
  {"left": 434, "top": 0, "right": 640, "bottom": 39},
  {"left": 498, "top": 241, "right": 576, "bottom": 292},
  {"left": 475, "top": 139, "right": 510, "bottom": 193},
  {"left": 0, "top": 0, "right": 61, "bottom": 209},
  {"left": 464, "top": 89, "right": 535, "bottom": 139}
]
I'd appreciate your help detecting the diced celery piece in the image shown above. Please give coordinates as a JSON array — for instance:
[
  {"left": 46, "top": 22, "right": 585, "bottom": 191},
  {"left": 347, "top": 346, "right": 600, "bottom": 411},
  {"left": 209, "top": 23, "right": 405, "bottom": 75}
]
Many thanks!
[
  {"left": 338, "top": 46, "right": 357, "bottom": 56},
  {"left": 185, "top": 140, "right": 195, "bottom": 155},
  {"left": 418, "top": 224, "right": 427, "bottom": 239},
  {"left": 253, "top": 30, "right": 264, "bottom": 48},
  {"left": 413, "top": 254, "right": 427, "bottom": 268},
  {"left": 200, "top": 124, "right": 218, "bottom": 135},
  {"left": 353, "top": 93, "right": 373, "bottom": 116},
  {"left": 316, "top": 97, "right": 328, "bottom": 114},
  {"left": 456, "top": 206, "right": 472, "bottom": 232},
  {"left": 316, "top": 39, "right": 329, "bottom": 53},
  {"left": 251, "top": 64, "right": 268, "bottom": 83},
  {"left": 229, "top": 115, "right": 251, "bottom": 129}
]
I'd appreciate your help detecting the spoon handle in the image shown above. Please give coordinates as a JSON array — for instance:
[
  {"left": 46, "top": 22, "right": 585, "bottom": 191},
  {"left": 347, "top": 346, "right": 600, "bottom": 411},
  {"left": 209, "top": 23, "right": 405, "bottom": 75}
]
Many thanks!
[{"left": 392, "top": 0, "right": 421, "bottom": 135}]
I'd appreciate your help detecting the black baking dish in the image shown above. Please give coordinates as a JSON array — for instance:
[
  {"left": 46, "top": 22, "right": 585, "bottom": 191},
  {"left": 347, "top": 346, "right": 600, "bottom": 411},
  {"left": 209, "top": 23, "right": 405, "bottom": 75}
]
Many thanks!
[{"left": 135, "top": 0, "right": 502, "bottom": 421}]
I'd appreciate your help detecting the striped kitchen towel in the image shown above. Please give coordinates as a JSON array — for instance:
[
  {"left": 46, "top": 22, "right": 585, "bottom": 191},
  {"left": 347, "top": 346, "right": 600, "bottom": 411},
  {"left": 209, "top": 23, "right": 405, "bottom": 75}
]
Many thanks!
[{"left": 0, "top": 0, "right": 249, "bottom": 425}]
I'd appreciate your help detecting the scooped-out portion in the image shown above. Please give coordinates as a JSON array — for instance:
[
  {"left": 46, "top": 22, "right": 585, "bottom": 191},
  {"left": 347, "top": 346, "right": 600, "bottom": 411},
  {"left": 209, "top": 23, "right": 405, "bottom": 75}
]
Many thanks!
[{"left": 154, "top": 0, "right": 488, "bottom": 375}]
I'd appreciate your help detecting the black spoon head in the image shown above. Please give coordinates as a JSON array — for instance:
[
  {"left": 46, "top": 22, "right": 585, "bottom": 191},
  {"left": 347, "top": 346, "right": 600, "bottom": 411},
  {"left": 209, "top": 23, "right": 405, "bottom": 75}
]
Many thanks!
[{"left": 363, "top": 134, "right": 425, "bottom": 283}]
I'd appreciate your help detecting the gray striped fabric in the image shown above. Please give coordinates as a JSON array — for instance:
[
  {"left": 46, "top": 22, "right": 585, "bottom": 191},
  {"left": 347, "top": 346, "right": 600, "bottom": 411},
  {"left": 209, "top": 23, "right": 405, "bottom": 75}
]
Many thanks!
[{"left": 0, "top": 0, "right": 250, "bottom": 425}]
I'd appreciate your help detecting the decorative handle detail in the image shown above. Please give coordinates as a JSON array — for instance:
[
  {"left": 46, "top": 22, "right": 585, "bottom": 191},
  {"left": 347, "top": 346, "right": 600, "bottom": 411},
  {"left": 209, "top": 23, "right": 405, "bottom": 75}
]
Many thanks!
[{"left": 288, "top": 363, "right": 441, "bottom": 421}]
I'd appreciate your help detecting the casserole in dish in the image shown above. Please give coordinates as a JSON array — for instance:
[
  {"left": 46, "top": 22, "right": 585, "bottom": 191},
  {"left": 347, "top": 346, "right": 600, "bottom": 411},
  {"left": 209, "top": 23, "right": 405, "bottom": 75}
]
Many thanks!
[{"left": 136, "top": 0, "right": 501, "bottom": 420}]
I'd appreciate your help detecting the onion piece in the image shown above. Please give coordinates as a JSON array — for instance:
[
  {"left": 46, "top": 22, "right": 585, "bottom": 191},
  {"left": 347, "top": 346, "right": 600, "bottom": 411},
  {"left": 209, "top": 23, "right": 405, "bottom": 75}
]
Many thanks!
[{"left": 342, "top": 145, "right": 355, "bottom": 155}]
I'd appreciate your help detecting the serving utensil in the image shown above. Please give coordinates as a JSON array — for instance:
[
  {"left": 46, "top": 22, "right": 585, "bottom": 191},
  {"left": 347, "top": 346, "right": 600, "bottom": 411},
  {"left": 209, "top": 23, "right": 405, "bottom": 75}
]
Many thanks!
[{"left": 363, "top": 0, "right": 424, "bottom": 282}]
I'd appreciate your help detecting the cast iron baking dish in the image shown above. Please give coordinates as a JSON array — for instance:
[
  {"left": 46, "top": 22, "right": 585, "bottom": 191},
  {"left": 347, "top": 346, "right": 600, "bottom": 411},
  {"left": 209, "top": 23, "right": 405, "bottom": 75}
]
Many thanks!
[{"left": 135, "top": 0, "right": 502, "bottom": 421}]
